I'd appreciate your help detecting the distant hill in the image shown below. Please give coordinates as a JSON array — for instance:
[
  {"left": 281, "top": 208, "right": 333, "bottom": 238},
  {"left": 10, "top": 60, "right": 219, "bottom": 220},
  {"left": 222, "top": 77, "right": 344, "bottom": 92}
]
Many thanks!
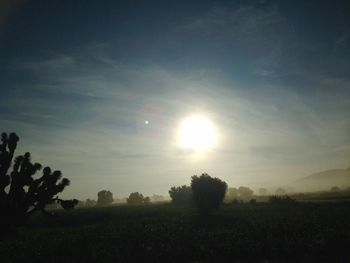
[{"left": 292, "top": 166, "right": 350, "bottom": 191}]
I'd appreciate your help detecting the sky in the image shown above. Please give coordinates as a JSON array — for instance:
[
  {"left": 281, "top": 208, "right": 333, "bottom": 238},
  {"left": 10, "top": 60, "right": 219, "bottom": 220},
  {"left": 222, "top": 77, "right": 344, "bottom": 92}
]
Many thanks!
[{"left": 1, "top": 0, "right": 349, "bottom": 200}]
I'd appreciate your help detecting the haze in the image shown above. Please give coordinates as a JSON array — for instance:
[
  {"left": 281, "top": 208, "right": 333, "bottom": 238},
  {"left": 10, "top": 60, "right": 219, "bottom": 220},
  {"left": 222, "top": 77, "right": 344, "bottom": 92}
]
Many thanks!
[{"left": 0, "top": 0, "right": 349, "bottom": 200}]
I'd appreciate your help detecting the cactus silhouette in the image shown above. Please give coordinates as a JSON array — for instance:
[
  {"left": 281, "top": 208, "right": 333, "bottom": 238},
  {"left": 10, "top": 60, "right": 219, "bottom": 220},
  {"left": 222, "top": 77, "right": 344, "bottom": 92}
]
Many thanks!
[{"left": 0, "top": 132, "right": 77, "bottom": 227}]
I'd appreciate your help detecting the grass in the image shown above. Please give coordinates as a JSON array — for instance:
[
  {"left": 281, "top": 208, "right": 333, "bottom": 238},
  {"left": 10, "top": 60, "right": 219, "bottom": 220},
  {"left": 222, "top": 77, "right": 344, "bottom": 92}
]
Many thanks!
[{"left": 1, "top": 202, "right": 350, "bottom": 262}]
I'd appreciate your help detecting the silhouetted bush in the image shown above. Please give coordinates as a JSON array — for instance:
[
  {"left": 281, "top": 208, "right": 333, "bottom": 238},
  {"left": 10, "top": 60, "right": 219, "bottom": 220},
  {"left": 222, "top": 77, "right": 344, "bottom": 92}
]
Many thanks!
[
  {"left": 97, "top": 190, "right": 113, "bottom": 206},
  {"left": 60, "top": 199, "right": 79, "bottom": 210},
  {"left": 225, "top": 186, "right": 254, "bottom": 203},
  {"left": 143, "top": 196, "right": 150, "bottom": 204},
  {"left": 331, "top": 186, "right": 340, "bottom": 192},
  {"left": 169, "top": 185, "right": 192, "bottom": 205},
  {"left": 191, "top": 173, "right": 227, "bottom": 215},
  {"left": 237, "top": 186, "right": 254, "bottom": 201},
  {"left": 269, "top": 195, "right": 296, "bottom": 205},
  {"left": 231, "top": 198, "right": 243, "bottom": 204},
  {"left": 75, "top": 200, "right": 85, "bottom": 208},
  {"left": 275, "top": 187, "right": 286, "bottom": 195},
  {"left": 249, "top": 198, "right": 257, "bottom": 204},
  {"left": 226, "top": 186, "right": 254, "bottom": 202},
  {"left": 85, "top": 198, "right": 97, "bottom": 207},
  {"left": 0, "top": 132, "right": 77, "bottom": 227},
  {"left": 127, "top": 192, "right": 150, "bottom": 205}
]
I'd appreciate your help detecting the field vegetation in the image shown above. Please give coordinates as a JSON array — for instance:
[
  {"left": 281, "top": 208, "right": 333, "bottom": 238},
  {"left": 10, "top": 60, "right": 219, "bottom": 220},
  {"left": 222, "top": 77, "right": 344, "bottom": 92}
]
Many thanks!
[{"left": 1, "top": 201, "right": 350, "bottom": 262}]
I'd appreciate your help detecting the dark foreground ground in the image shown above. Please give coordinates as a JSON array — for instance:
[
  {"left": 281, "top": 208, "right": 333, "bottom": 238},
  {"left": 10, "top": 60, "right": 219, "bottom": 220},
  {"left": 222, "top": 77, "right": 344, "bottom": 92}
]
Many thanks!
[{"left": 1, "top": 202, "right": 350, "bottom": 262}]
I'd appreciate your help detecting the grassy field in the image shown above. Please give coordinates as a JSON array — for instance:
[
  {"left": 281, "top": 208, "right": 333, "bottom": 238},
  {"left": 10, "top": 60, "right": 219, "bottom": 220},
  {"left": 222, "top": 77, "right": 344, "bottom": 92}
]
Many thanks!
[{"left": 1, "top": 202, "right": 350, "bottom": 262}]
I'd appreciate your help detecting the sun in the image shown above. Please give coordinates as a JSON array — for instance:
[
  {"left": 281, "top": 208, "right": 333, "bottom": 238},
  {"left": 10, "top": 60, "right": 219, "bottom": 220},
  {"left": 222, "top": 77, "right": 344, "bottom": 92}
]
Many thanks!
[{"left": 178, "top": 115, "right": 217, "bottom": 151}]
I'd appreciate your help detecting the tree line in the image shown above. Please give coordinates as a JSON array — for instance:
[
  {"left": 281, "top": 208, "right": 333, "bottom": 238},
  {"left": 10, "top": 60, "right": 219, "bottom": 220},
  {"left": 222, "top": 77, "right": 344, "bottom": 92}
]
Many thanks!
[{"left": 2, "top": 132, "right": 346, "bottom": 228}]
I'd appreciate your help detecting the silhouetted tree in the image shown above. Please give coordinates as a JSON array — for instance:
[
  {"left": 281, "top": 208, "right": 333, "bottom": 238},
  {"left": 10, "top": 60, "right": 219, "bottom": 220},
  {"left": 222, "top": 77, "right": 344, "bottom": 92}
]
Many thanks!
[
  {"left": 225, "top": 187, "right": 238, "bottom": 202},
  {"left": 331, "top": 186, "right": 340, "bottom": 192},
  {"left": 237, "top": 186, "right": 254, "bottom": 201},
  {"left": 275, "top": 187, "right": 286, "bottom": 195},
  {"left": 269, "top": 195, "right": 296, "bottom": 205},
  {"left": 168, "top": 185, "right": 192, "bottom": 205},
  {"left": 60, "top": 199, "right": 78, "bottom": 210},
  {"left": 85, "top": 198, "right": 97, "bottom": 207},
  {"left": 127, "top": 192, "right": 150, "bottom": 205},
  {"left": 144, "top": 196, "right": 150, "bottom": 204},
  {"left": 97, "top": 190, "right": 113, "bottom": 206},
  {"left": 0, "top": 132, "right": 77, "bottom": 227},
  {"left": 249, "top": 198, "right": 257, "bottom": 204},
  {"left": 258, "top": 188, "right": 267, "bottom": 196},
  {"left": 75, "top": 200, "right": 85, "bottom": 208},
  {"left": 191, "top": 173, "right": 227, "bottom": 215}
]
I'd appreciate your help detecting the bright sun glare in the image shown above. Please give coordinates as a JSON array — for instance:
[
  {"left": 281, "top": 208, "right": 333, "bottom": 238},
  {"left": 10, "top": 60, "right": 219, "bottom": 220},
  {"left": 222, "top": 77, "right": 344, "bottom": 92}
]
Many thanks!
[{"left": 178, "top": 115, "right": 217, "bottom": 151}]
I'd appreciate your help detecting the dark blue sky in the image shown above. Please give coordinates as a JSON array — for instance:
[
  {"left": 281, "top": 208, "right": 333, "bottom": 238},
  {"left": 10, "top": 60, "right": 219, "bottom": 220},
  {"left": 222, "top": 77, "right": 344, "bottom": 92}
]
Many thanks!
[{"left": 1, "top": 0, "right": 349, "bottom": 199}]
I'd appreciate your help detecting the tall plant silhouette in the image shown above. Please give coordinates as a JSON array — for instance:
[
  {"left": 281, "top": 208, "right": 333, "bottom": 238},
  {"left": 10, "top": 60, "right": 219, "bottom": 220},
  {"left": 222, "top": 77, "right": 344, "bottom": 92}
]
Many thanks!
[{"left": 0, "top": 132, "right": 77, "bottom": 227}]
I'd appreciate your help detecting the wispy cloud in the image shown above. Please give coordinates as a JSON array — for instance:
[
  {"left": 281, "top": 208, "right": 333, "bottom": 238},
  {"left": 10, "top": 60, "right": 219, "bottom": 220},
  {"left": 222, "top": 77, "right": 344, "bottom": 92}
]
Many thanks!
[
  {"left": 2, "top": 42, "right": 350, "bottom": 198},
  {"left": 180, "top": 4, "right": 282, "bottom": 35}
]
